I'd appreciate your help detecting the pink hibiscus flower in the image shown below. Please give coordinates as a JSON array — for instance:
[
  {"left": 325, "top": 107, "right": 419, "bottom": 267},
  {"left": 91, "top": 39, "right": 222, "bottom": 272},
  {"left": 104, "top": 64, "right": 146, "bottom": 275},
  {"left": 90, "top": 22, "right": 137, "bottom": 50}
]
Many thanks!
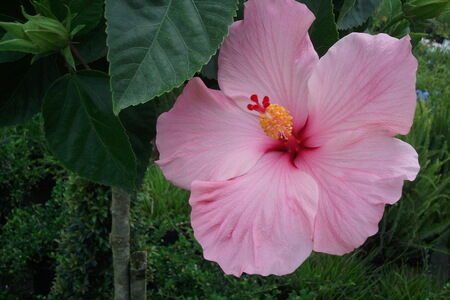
[{"left": 156, "top": 0, "right": 420, "bottom": 276}]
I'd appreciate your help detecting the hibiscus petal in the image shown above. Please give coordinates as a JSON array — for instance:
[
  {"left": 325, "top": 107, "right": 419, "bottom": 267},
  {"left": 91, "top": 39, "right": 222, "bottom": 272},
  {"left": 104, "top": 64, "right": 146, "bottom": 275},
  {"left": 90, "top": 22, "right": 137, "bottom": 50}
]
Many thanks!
[
  {"left": 218, "top": 0, "right": 318, "bottom": 128},
  {"left": 305, "top": 33, "right": 418, "bottom": 146},
  {"left": 298, "top": 135, "right": 419, "bottom": 255},
  {"left": 156, "top": 77, "right": 274, "bottom": 190},
  {"left": 190, "top": 152, "right": 319, "bottom": 276}
]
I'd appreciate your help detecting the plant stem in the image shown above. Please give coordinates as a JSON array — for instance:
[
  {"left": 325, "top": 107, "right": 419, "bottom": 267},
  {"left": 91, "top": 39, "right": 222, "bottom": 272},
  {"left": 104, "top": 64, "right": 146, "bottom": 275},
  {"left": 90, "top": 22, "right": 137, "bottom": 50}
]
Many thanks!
[
  {"left": 130, "top": 251, "right": 147, "bottom": 300},
  {"left": 70, "top": 44, "right": 91, "bottom": 70},
  {"left": 111, "top": 187, "right": 131, "bottom": 300}
]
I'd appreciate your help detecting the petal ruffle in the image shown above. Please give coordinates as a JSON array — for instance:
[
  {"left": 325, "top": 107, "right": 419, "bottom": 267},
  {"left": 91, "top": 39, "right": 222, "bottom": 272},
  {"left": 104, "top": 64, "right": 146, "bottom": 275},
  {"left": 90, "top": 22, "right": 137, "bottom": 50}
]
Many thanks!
[
  {"left": 218, "top": 0, "right": 318, "bottom": 128},
  {"left": 298, "top": 134, "right": 419, "bottom": 255},
  {"left": 190, "top": 152, "right": 319, "bottom": 276},
  {"left": 305, "top": 33, "right": 418, "bottom": 147},
  {"left": 156, "top": 78, "right": 274, "bottom": 190}
]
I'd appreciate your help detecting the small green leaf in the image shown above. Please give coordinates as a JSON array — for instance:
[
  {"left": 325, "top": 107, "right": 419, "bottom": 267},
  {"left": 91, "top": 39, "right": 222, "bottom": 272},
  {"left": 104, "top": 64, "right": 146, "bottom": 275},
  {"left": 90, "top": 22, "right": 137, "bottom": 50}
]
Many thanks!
[
  {"left": 0, "top": 33, "right": 26, "bottom": 62},
  {"left": 0, "top": 23, "right": 28, "bottom": 63},
  {"left": 298, "top": 0, "right": 339, "bottom": 56},
  {"left": 119, "top": 86, "right": 182, "bottom": 186},
  {"left": 0, "top": 56, "right": 58, "bottom": 126},
  {"left": 32, "top": 0, "right": 58, "bottom": 19},
  {"left": 409, "top": 32, "right": 428, "bottom": 47},
  {"left": 376, "top": 0, "right": 402, "bottom": 22},
  {"left": 30, "top": 51, "right": 53, "bottom": 64},
  {"left": 70, "top": 24, "right": 85, "bottom": 37},
  {"left": 371, "top": 0, "right": 403, "bottom": 33},
  {"left": 403, "top": 0, "right": 450, "bottom": 21},
  {"left": 337, "top": 0, "right": 382, "bottom": 30},
  {"left": 49, "top": 0, "right": 104, "bottom": 35},
  {"left": 0, "top": 21, "right": 26, "bottom": 39},
  {"left": 0, "top": 38, "right": 40, "bottom": 54},
  {"left": 62, "top": 45, "right": 75, "bottom": 69},
  {"left": 389, "top": 19, "right": 411, "bottom": 37},
  {"left": 106, "top": 0, "right": 238, "bottom": 114},
  {"left": 42, "top": 70, "right": 137, "bottom": 189}
]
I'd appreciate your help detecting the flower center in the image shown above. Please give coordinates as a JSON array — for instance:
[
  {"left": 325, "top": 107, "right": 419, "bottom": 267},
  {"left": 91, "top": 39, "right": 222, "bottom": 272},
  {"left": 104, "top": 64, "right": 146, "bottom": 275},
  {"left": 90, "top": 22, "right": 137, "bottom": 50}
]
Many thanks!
[{"left": 247, "top": 95, "right": 293, "bottom": 140}]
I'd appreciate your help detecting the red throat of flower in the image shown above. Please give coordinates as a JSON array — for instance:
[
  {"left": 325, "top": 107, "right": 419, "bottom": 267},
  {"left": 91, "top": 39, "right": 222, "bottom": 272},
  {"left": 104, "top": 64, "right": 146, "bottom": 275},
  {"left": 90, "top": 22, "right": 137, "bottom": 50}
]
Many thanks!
[{"left": 247, "top": 95, "right": 293, "bottom": 140}]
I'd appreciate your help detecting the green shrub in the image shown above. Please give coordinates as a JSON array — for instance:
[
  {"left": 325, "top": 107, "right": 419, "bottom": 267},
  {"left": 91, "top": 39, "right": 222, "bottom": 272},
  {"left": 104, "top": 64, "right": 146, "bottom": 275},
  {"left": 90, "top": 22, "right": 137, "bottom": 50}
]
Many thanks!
[
  {"left": 0, "top": 116, "right": 62, "bottom": 223},
  {"left": 0, "top": 182, "right": 64, "bottom": 299},
  {"left": 48, "top": 176, "right": 113, "bottom": 300}
]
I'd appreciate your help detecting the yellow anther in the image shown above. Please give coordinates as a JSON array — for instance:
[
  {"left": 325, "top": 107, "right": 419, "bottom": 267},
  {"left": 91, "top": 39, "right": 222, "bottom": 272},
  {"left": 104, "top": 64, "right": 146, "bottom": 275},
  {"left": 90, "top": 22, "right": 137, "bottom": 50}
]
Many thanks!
[{"left": 259, "top": 104, "right": 293, "bottom": 140}]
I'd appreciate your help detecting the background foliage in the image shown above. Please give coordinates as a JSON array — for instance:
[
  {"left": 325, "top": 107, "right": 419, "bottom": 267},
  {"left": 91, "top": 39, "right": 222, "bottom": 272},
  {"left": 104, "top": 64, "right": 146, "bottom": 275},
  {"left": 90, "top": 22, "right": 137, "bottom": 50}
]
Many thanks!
[{"left": 48, "top": 176, "right": 112, "bottom": 300}]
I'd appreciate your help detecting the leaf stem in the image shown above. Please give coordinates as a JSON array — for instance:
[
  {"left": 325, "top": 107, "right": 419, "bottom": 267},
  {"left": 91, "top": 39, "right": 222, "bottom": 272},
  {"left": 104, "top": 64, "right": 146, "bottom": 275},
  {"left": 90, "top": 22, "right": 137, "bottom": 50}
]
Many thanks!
[{"left": 70, "top": 43, "right": 91, "bottom": 70}]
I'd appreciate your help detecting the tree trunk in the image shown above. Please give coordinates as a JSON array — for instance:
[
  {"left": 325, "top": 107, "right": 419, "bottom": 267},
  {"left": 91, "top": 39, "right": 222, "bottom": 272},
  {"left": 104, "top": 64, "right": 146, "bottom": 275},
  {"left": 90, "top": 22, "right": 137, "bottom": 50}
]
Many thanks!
[
  {"left": 130, "top": 251, "right": 147, "bottom": 300},
  {"left": 110, "top": 187, "right": 131, "bottom": 300}
]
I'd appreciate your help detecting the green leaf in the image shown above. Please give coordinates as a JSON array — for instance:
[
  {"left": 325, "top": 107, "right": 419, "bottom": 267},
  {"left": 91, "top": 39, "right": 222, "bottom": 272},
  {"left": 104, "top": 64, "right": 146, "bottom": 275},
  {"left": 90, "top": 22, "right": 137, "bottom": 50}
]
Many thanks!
[
  {"left": 0, "top": 33, "right": 26, "bottom": 63},
  {"left": 376, "top": 0, "right": 402, "bottom": 21},
  {"left": 42, "top": 70, "right": 137, "bottom": 189},
  {"left": 62, "top": 45, "right": 75, "bottom": 69},
  {"left": 371, "top": 0, "right": 403, "bottom": 33},
  {"left": 337, "top": 0, "right": 382, "bottom": 30},
  {"left": 409, "top": 32, "right": 427, "bottom": 47},
  {"left": 70, "top": 24, "right": 85, "bottom": 37},
  {"left": 0, "top": 38, "right": 40, "bottom": 54},
  {"left": 74, "top": 22, "right": 107, "bottom": 64},
  {"left": 119, "top": 87, "right": 182, "bottom": 186},
  {"left": 0, "top": 21, "right": 26, "bottom": 39},
  {"left": 403, "top": 0, "right": 450, "bottom": 21},
  {"left": 299, "top": 0, "right": 339, "bottom": 56},
  {"left": 49, "top": 0, "right": 104, "bottom": 35},
  {"left": 105, "top": 0, "right": 238, "bottom": 114},
  {"left": 32, "top": 0, "right": 58, "bottom": 20},
  {"left": 0, "top": 56, "right": 58, "bottom": 126}
]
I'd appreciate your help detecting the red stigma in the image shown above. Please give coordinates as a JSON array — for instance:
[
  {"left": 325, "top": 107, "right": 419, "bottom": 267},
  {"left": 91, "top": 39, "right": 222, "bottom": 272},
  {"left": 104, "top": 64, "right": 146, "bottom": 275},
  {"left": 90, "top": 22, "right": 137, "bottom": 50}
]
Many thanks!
[
  {"left": 262, "top": 96, "right": 270, "bottom": 108},
  {"left": 247, "top": 94, "right": 271, "bottom": 113}
]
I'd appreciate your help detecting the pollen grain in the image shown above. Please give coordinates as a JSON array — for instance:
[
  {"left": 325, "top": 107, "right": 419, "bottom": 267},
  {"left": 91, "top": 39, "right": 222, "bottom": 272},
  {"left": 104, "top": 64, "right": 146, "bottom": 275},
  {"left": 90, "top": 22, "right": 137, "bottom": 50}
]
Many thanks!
[{"left": 259, "top": 104, "right": 293, "bottom": 140}]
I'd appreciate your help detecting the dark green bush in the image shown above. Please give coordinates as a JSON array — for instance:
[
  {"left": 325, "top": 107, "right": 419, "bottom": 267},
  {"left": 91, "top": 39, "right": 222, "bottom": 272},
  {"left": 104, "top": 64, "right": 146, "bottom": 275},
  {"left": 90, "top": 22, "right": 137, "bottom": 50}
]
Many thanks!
[
  {"left": 1, "top": 118, "right": 114, "bottom": 300},
  {"left": 0, "top": 116, "right": 62, "bottom": 223},
  {"left": 48, "top": 176, "right": 113, "bottom": 300},
  {"left": 0, "top": 182, "right": 64, "bottom": 299}
]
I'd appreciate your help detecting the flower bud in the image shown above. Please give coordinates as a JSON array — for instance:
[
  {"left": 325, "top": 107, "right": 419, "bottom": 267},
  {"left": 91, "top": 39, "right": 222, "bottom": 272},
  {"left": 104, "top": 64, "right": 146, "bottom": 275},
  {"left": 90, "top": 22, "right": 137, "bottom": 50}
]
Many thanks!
[
  {"left": 22, "top": 14, "right": 70, "bottom": 52},
  {"left": 0, "top": 11, "right": 69, "bottom": 55}
]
